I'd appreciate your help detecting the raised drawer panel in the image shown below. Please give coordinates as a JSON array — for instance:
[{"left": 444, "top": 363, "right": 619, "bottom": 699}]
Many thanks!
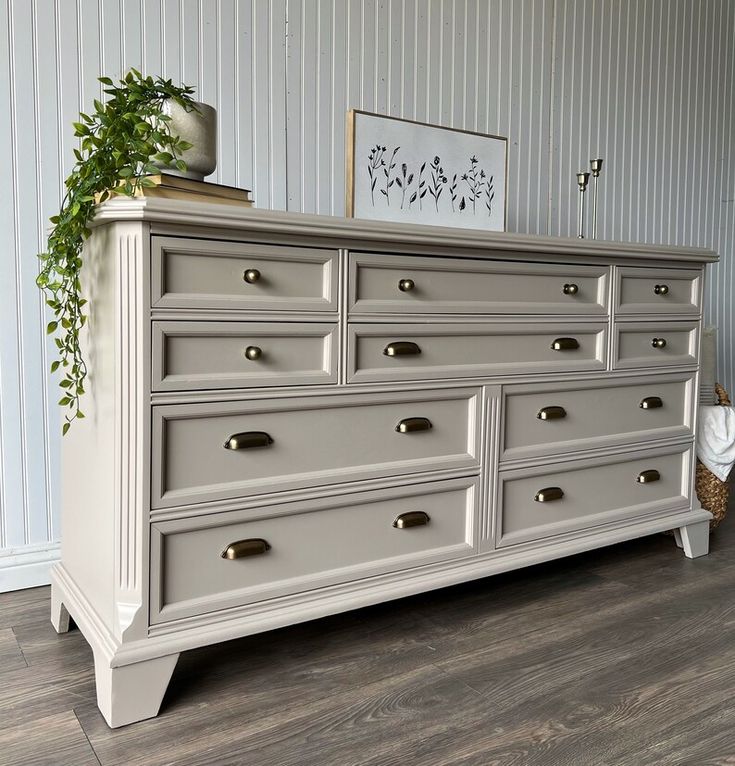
[
  {"left": 502, "top": 374, "right": 694, "bottom": 461},
  {"left": 348, "top": 322, "right": 607, "bottom": 383},
  {"left": 152, "top": 321, "right": 338, "bottom": 391},
  {"left": 615, "top": 266, "right": 701, "bottom": 315},
  {"left": 349, "top": 253, "right": 609, "bottom": 315},
  {"left": 152, "top": 388, "right": 480, "bottom": 508},
  {"left": 614, "top": 321, "right": 698, "bottom": 369},
  {"left": 150, "top": 477, "right": 478, "bottom": 623},
  {"left": 498, "top": 445, "right": 691, "bottom": 547},
  {"left": 151, "top": 237, "right": 338, "bottom": 312}
]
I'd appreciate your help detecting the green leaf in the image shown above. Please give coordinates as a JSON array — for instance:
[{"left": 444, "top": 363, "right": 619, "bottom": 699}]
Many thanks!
[
  {"left": 62, "top": 422, "right": 71, "bottom": 436},
  {"left": 38, "top": 67, "right": 198, "bottom": 434}
]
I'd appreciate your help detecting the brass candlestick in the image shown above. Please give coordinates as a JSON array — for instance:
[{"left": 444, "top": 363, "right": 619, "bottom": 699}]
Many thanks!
[
  {"left": 576, "top": 172, "right": 590, "bottom": 239},
  {"left": 590, "top": 158, "right": 603, "bottom": 239}
]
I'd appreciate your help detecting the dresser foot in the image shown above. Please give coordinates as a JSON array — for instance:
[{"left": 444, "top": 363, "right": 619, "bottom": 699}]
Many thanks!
[
  {"left": 50, "top": 584, "right": 71, "bottom": 633},
  {"left": 675, "top": 520, "right": 710, "bottom": 559},
  {"left": 94, "top": 652, "right": 180, "bottom": 728}
]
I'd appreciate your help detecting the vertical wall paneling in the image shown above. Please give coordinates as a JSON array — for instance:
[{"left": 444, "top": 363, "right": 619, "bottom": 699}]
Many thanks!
[{"left": 0, "top": 0, "right": 733, "bottom": 590}]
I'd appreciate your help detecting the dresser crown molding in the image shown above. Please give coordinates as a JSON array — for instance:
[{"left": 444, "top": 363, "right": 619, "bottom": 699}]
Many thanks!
[
  {"left": 52, "top": 200, "right": 716, "bottom": 728},
  {"left": 91, "top": 196, "right": 717, "bottom": 264}
]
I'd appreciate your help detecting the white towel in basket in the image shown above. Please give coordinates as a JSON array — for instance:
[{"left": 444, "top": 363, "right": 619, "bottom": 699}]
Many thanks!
[{"left": 697, "top": 405, "right": 735, "bottom": 482}]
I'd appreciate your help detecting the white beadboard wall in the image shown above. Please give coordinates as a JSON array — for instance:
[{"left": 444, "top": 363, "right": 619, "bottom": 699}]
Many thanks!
[{"left": 1, "top": 0, "right": 733, "bottom": 590}]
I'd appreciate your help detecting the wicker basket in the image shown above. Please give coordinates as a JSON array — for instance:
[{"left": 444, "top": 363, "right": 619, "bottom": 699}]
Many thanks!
[{"left": 696, "top": 383, "right": 732, "bottom": 529}]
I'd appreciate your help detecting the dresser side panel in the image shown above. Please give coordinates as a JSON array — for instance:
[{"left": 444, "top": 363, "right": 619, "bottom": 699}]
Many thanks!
[{"left": 60, "top": 221, "right": 151, "bottom": 639}]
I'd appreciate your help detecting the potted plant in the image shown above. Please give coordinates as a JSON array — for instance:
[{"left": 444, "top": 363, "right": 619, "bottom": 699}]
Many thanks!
[{"left": 37, "top": 69, "right": 210, "bottom": 433}]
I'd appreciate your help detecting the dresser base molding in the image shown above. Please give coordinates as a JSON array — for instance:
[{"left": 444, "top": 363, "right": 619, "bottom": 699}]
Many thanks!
[{"left": 51, "top": 507, "right": 710, "bottom": 727}]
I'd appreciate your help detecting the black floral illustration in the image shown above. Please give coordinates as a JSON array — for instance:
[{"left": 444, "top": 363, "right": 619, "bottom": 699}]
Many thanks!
[
  {"left": 380, "top": 147, "right": 400, "bottom": 204},
  {"left": 461, "top": 155, "right": 482, "bottom": 214},
  {"left": 363, "top": 145, "right": 498, "bottom": 220},
  {"left": 485, "top": 174, "right": 495, "bottom": 216},
  {"left": 428, "top": 156, "right": 448, "bottom": 212},
  {"left": 367, "top": 145, "right": 385, "bottom": 206},
  {"left": 416, "top": 161, "right": 427, "bottom": 209},
  {"left": 449, "top": 174, "right": 458, "bottom": 211},
  {"left": 395, "top": 163, "right": 415, "bottom": 209}
]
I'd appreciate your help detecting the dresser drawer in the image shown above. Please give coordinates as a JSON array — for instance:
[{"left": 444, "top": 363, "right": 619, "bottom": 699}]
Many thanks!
[
  {"left": 150, "top": 476, "right": 478, "bottom": 623},
  {"left": 347, "top": 322, "right": 607, "bottom": 383},
  {"left": 498, "top": 444, "right": 691, "bottom": 547},
  {"left": 152, "top": 321, "right": 338, "bottom": 391},
  {"left": 152, "top": 388, "right": 480, "bottom": 508},
  {"left": 151, "top": 237, "right": 338, "bottom": 312},
  {"left": 349, "top": 253, "right": 609, "bottom": 315},
  {"left": 613, "top": 321, "right": 698, "bottom": 369},
  {"left": 615, "top": 266, "right": 701, "bottom": 315},
  {"left": 502, "top": 374, "right": 694, "bottom": 462}
]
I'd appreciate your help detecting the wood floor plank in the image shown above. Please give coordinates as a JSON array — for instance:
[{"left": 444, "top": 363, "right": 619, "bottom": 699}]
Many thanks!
[
  {"left": 0, "top": 587, "right": 51, "bottom": 630},
  {"left": 0, "top": 660, "right": 97, "bottom": 729},
  {"left": 12, "top": 617, "right": 94, "bottom": 673},
  {"left": 0, "top": 710, "right": 100, "bottom": 766},
  {"left": 0, "top": 628, "right": 26, "bottom": 672}
]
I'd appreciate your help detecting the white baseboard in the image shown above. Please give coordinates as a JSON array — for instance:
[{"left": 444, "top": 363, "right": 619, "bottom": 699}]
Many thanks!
[{"left": 0, "top": 543, "right": 60, "bottom": 592}]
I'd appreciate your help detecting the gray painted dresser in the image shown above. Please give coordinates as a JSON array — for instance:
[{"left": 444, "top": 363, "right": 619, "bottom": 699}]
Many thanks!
[{"left": 50, "top": 198, "right": 718, "bottom": 727}]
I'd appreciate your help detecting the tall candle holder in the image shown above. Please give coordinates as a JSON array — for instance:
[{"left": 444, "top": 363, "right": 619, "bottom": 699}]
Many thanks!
[
  {"left": 576, "top": 172, "right": 590, "bottom": 239},
  {"left": 590, "top": 158, "right": 604, "bottom": 239}
]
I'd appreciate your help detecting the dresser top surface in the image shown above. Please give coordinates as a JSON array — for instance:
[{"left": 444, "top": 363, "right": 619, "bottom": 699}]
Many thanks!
[{"left": 92, "top": 196, "right": 718, "bottom": 264}]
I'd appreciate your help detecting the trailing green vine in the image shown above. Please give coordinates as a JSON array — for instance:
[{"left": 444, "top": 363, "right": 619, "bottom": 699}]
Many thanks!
[{"left": 37, "top": 69, "right": 197, "bottom": 434}]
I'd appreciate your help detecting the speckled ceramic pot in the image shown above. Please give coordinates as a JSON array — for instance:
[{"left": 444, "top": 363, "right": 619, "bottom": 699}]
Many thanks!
[{"left": 154, "top": 99, "right": 217, "bottom": 181}]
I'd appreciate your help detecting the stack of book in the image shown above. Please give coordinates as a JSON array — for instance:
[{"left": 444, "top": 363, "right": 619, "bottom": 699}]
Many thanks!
[{"left": 100, "top": 174, "right": 253, "bottom": 207}]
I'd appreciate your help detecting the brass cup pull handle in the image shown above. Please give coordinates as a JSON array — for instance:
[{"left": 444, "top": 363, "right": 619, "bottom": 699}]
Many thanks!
[
  {"left": 221, "top": 538, "right": 271, "bottom": 559},
  {"left": 393, "top": 511, "right": 431, "bottom": 529},
  {"left": 640, "top": 396, "right": 663, "bottom": 409},
  {"left": 398, "top": 278, "right": 415, "bottom": 292},
  {"left": 637, "top": 469, "right": 661, "bottom": 484},
  {"left": 651, "top": 337, "right": 667, "bottom": 349},
  {"left": 654, "top": 284, "right": 669, "bottom": 295},
  {"left": 244, "top": 345, "right": 263, "bottom": 361},
  {"left": 243, "top": 268, "right": 261, "bottom": 284},
  {"left": 224, "top": 431, "right": 273, "bottom": 450},
  {"left": 537, "top": 406, "right": 567, "bottom": 421},
  {"left": 551, "top": 337, "right": 580, "bottom": 351},
  {"left": 396, "top": 417, "right": 433, "bottom": 433},
  {"left": 535, "top": 486, "right": 564, "bottom": 502},
  {"left": 384, "top": 341, "right": 422, "bottom": 357},
  {"left": 563, "top": 283, "right": 579, "bottom": 295}
]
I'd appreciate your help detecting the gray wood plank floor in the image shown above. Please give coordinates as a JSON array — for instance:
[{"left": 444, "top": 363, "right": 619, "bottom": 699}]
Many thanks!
[{"left": 3, "top": 521, "right": 735, "bottom": 766}]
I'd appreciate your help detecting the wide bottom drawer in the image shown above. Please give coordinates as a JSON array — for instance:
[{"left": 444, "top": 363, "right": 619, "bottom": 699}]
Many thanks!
[
  {"left": 497, "top": 444, "right": 692, "bottom": 547},
  {"left": 150, "top": 476, "right": 478, "bottom": 623}
]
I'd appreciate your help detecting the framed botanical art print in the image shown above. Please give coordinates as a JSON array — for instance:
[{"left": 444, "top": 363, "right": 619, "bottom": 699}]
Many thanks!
[{"left": 346, "top": 109, "right": 507, "bottom": 231}]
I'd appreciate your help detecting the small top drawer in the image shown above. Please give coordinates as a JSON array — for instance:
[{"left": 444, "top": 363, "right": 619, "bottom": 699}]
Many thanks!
[
  {"left": 349, "top": 253, "right": 609, "bottom": 315},
  {"left": 151, "top": 237, "right": 339, "bottom": 312},
  {"left": 615, "top": 266, "right": 701, "bottom": 315}
]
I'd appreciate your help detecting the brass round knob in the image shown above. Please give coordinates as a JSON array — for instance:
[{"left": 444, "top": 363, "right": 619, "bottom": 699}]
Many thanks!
[
  {"left": 651, "top": 337, "right": 667, "bottom": 349},
  {"left": 244, "top": 345, "right": 263, "bottom": 360},
  {"left": 398, "top": 278, "right": 415, "bottom": 293},
  {"left": 563, "top": 283, "right": 579, "bottom": 295},
  {"left": 654, "top": 284, "right": 669, "bottom": 295},
  {"left": 243, "top": 268, "right": 261, "bottom": 284}
]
